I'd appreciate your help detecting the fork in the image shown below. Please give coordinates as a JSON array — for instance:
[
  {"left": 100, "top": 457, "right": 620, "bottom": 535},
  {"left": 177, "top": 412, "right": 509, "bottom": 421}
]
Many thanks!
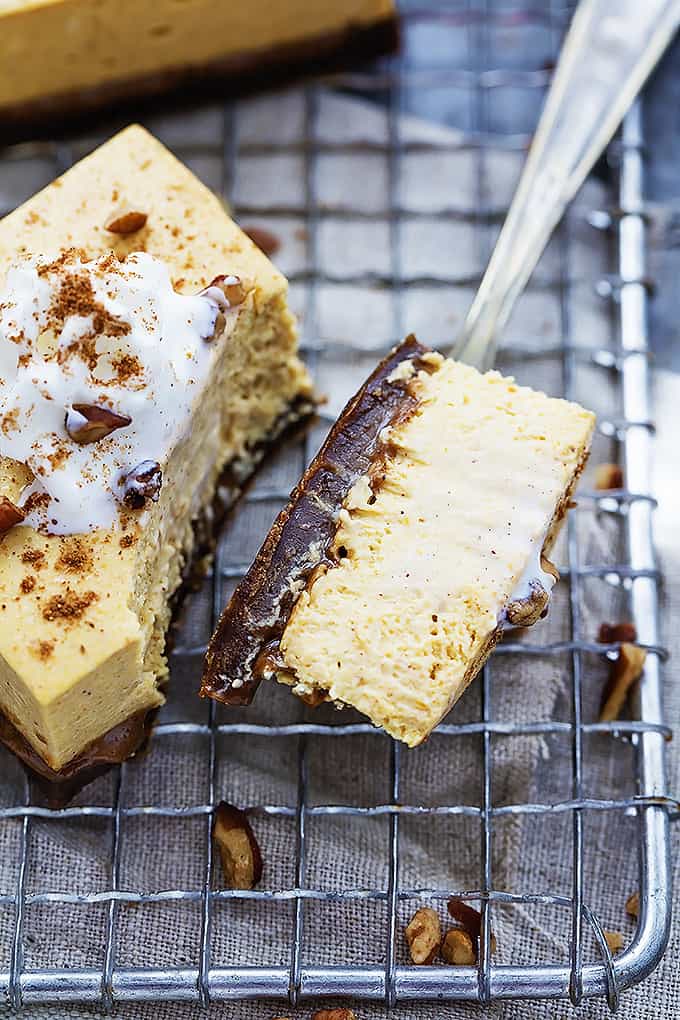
[{"left": 452, "top": 0, "right": 680, "bottom": 371}]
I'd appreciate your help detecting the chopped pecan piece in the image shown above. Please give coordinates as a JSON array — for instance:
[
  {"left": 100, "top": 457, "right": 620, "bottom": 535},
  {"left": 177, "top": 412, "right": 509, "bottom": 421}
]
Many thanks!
[
  {"left": 441, "top": 928, "right": 476, "bottom": 966},
  {"left": 625, "top": 891, "right": 640, "bottom": 919},
  {"left": 199, "top": 274, "right": 248, "bottom": 341},
  {"left": 595, "top": 463, "right": 624, "bottom": 490},
  {"left": 105, "top": 208, "right": 148, "bottom": 235},
  {"left": 213, "top": 802, "right": 262, "bottom": 890},
  {"left": 598, "top": 621, "right": 637, "bottom": 644},
  {"left": 120, "top": 461, "right": 162, "bottom": 509},
  {"left": 0, "top": 496, "right": 25, "bottom": 535},
  {"left": 604, "top": 930, "right": 624, "bottom": 954},
  {"left": 311, "top": 1011, "right": 357, "bottom": 1020},
  {"left": 65, "top": 404, "right": 131, "bottom": 445},
  {"left": 599, "top": 642, "right": 647, "bottom": 722},
  {"left": 447, "top": 898, "right": 497, "bottom": 957},
  {"left": 405, "top": 906, "right": 441, "bottom": 965}
]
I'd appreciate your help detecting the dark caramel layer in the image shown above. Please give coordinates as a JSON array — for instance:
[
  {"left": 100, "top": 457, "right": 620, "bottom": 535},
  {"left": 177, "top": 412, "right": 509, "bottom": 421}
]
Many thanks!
[
  {"left": 0, "top": 18, "right": 399, "bottom": 145},
  {"left": 201, "top": 335, "right": 430, "bottom": 707}
]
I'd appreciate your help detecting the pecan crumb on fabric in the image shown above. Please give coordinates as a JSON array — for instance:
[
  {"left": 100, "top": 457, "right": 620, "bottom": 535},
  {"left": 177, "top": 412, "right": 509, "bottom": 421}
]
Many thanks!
[
  {"left": 447, "top": 898, "right": 497, "bottom": 958},
  {"left": 312, "top": 1011, "right": 358, "bottom": 1020},
  {"left": 598, "top": 621, "right": 637, "bottom": 644},
  {"left": 212, "top": 802, "right": 263, "bottom": 890},
  {"left": 599, "top": 642, "right": 647, "bottom": 722},
  {"left": 604, "top": 930, "right": 624, "bottom": 954},
  {"left": 595, "top": 462, "right": 624, "bottom": 490},
  {"left": 42, "top": 589, "right": 98, "bottom": 623},
  {"left": 20, "top": 576, "right": 36, "bottom": 594},
  {"left": 405, "top": 907, "right": 442, "bottom": 964},
  {"left": 626, "top": 891, "right": 640, "bottom": 919},
  {"left": 441, "top": 928, "right": 476, "bottom": 966}
]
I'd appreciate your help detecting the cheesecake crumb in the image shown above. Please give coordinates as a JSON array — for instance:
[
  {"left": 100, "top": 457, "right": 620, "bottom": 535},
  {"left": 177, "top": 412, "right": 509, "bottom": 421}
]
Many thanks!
[
  {"left": 42, "top": 588, "right": 98, "bottom": 623},
  {"left": 20, "top": 576, "right": 36, "bottom": 594},
  {"left": 21, "top": 548, "right": 46, "bottom": 570},
  {"left": 55, "top": 538, "right": 93, "bottom": 575},
  {"left": 32, "top": 639, "right": 55, "bottom": 661}
]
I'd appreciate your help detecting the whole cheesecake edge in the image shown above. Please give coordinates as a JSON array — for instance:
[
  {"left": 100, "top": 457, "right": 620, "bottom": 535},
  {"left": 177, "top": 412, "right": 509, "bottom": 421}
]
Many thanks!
[{"left": 0, "top": 14, "right": 399, "bottom": 144}]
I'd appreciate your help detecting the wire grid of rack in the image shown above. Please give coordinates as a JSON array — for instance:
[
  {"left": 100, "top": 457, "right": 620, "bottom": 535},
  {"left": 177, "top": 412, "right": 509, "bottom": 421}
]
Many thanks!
[{"left": 0, "top": 0, "right": 673, "bottom": 1011}]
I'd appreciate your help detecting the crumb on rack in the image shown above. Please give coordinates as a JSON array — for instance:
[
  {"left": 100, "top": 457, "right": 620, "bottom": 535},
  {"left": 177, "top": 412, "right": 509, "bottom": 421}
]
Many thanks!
[
  {"left": 405, "top": 906, "right": 441, "bottom": 965},
  {"left": 599, "top": 642, "right": 647, "bottom": 722}
]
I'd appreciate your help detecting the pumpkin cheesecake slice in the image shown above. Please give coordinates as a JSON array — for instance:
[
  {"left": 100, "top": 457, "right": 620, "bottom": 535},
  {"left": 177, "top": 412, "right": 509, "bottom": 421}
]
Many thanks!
[
  {"left": 0, "top": 125, "right": 312, "bottom": 792},
  {"left": 202, "top": 337, "right": 594, "bottom": 745}
]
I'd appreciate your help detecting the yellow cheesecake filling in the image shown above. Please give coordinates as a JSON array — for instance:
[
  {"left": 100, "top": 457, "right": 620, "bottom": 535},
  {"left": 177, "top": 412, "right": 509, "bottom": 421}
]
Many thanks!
[{"left": 277, "top": 355, "right": 595, "bottom": 746}]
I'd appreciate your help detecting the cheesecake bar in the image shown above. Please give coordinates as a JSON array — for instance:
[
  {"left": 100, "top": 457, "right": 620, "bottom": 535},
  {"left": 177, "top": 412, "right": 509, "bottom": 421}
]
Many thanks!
[
  {"left": 202, "top": 337, "right": 595, "bottom": 746},
  {"left": 0, "top": 124, "right": 312, "bottom": 792},
  {"left": 0, "top": 0, "right": 397, "bottom": 138}
]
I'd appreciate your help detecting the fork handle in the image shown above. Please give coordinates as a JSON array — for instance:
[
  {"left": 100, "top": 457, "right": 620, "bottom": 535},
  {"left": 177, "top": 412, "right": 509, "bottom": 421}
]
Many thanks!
[{"left": 452, "top": 0, "right": 680, "bottom": 371}]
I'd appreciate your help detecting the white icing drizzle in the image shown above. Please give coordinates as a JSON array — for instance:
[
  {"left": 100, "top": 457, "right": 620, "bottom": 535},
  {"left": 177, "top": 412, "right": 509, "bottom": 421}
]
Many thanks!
[{"left": 0, "top": 252, "right": 240, "bottom": 535}]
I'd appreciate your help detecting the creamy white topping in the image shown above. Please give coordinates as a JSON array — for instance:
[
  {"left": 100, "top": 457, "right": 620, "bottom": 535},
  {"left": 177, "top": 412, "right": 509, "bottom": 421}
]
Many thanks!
[{"left": 0, "top": 251, "right": 240, "bottom": 534}]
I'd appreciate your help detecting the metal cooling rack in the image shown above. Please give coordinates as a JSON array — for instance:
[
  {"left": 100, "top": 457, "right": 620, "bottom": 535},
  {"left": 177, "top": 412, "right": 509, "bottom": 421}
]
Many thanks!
[{"left": 0, "top": 0, "right": 673, "bottom": 1011}]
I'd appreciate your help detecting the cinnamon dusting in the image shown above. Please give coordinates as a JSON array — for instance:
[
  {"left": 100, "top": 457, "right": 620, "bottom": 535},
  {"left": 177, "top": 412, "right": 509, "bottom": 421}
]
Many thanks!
[
  {"left": 21, "top": 548, "right": 46, "bottom": 569},
  {"left": 55, "top": 539, "right": 93, "bottom": 575},
  {"left": 42, "top": 588, "right": 98, "bottom": 623}
]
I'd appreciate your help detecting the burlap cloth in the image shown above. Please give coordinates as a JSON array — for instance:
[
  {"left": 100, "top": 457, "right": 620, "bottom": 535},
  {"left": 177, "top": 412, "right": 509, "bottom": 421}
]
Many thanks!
[{"left": 0, "top": 90, "right": 676, "bottom": 1018}]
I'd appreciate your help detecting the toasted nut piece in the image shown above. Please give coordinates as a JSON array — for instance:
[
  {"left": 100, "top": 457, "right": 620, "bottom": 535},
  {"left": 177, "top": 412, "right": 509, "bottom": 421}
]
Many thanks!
[
  {"left": 213, "top": 802, "right": 262, "bottom": 890},
  {"left": 625, "top": 891, "right": 640, "bottom": 919},
  {"left": 243, "top": 225, "right": 281, "bottom": 257},
  {"left": 120, "top": 461, "right": 162, "bottom": 509},
  {"left": 441, "top": 928, "right": 476, "bottom": 966},
  {"left": 65, "top": 404, "right": 131, "bottom": 445},
  {"left": 312, "top": 1011, "right": 357, "bottom": 1020},
  {"left": 599, "top": 643, "right": 647, "bottom": 722},
  {"left": 595, "top": 463, "right": 624, "bottom": 490},
  {"left": 405, "top": 906, "right": 441, "bottom": 965},
  {"left": 604, "top": 930, "right": 624, "bottom": 954},
  {"left": 505, "top": 582, "right": 550, "bottom": 628},
  {"left": 105, "top": 208, "right": 148, "bottom": 234},
  {"left": 598, "top": 621, "right": 637, "bottom": 644},
  {"left": 447, "top": 898, "right": 497, "bottom": 957},
  {"left": 199, "top": 274, "right": 248, "bottom": 341},
  {"left": 0, "top": 496, "right": 25, "bottom": 535}
]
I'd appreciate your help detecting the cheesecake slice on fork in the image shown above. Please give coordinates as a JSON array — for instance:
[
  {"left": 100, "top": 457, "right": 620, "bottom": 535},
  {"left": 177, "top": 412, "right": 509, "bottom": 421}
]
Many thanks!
[{"left": 202, "top": 336, "right": 594, "bottom": 745}]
